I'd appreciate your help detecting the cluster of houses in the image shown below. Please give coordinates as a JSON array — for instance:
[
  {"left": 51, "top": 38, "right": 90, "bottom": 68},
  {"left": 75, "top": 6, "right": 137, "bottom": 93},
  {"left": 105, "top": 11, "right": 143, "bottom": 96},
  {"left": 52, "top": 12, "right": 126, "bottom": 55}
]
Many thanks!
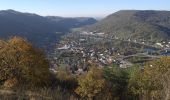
[
  {"left": 49, "top": 36, "right": 135, "bottom": 74},
  {"left": 49, "top": 32, "right": 170, "bottom": 74},
  {"left": 155, "top": 41, "right": 170, "bottom": 48},
  {"left": 80, "top": 31, "right": 105, "bottom": 36},
  {"left": 56, "top": 40, "right": 115, "bottom": 65}
]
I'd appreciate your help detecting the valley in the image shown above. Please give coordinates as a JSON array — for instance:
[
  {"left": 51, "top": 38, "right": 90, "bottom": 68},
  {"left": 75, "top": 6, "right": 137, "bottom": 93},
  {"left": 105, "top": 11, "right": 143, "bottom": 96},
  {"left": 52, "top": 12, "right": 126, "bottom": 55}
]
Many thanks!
[
  {"left": 0, "top": 9, "right": 170, "bottom": 100},
  {"left": 49, "top": 31, "right": 170, "bottom": 74}
]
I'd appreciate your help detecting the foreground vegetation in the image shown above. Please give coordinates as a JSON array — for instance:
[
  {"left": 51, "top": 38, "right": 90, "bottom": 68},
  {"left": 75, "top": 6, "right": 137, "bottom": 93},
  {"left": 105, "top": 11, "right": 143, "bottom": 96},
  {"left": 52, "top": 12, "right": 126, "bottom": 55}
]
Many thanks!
[{"left": 0, "top": 37, "right": 170, "bottom": 100}]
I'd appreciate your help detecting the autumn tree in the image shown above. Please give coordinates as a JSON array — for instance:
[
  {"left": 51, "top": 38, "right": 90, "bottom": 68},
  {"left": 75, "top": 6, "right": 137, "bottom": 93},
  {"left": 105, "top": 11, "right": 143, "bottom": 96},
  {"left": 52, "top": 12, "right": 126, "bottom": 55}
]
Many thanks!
[
  {"left": 128, "top": 57, "right": 170, "bottom": 100},
  {"left": 0, "top": 37, "right": 51, "bottom": 88},
  {"left": 140, "top": 57, "right": 170, "bottom": 100},
  {"left": 56, "top": 67, "right": 77, "bottom": 90},
  {"left": 75, "top": 67, "right": 106, "bottom": 100}
]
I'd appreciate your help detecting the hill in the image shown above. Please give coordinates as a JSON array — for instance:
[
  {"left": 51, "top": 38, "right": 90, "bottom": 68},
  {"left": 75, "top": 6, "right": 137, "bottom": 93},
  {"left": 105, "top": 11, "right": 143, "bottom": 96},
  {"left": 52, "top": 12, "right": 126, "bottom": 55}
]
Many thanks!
[
  {"left": 0, "top": 10, "right": 97, "bottom": 51},
  {"left": 47, "top": 16, "right": 97, "bottom": 29},
  {"left": 84, "top": 10, "right": 170, "bottom": 42}
]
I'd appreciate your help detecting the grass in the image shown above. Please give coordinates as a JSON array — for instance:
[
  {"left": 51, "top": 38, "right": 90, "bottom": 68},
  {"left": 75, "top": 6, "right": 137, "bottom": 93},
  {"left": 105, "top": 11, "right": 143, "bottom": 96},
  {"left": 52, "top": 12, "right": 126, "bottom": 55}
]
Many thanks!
[{"left": 0, "top": 86, "right": 77, "bottom": 100}]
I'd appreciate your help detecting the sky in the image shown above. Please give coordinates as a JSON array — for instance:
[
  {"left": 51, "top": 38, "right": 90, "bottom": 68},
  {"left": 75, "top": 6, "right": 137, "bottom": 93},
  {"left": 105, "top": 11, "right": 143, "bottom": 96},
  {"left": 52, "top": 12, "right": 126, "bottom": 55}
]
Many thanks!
[{"left": 0, "top": 0, "right": 170, "bottom": 18}]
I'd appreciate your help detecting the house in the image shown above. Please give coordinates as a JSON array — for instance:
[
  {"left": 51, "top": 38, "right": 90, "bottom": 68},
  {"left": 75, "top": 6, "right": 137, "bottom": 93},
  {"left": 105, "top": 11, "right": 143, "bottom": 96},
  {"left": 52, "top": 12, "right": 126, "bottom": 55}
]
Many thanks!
[
  {"left": 119, "top": 61, "right": 132, "bottom": 68},
  {"left": 128, "top": 39, "right": 131, "bottom": 41},
  {"left": 95, "top": 32, "right": 105, "bottom": 36},
  {"left": 79, "top": 39, "right": 86, "bottom": 42},
  {"left": 166, "top": 45, "right": 170, "bottom": 48},
  {"left": 155, "top": 43, "right": 163, "bottom": 48},
  {"left": 57, "top": 45, "right": 70, "bottom": 50}
]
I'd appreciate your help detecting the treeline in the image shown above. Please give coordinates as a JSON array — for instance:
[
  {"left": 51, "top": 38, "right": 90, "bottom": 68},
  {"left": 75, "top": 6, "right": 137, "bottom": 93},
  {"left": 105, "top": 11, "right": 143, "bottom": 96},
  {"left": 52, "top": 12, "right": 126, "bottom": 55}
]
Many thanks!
[
  {"left": 73, "top": 57, "right": 170, "bottom": 100},
  {"left": 0, "top": 37, "right": 170, "bottom": 100}
]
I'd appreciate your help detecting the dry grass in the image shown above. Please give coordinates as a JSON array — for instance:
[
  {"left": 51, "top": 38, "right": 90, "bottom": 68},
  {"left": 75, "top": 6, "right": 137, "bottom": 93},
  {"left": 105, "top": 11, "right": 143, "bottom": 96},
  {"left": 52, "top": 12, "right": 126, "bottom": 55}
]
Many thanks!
[{"left": 0, "top": 87, "right": 77, "bottom": 100}]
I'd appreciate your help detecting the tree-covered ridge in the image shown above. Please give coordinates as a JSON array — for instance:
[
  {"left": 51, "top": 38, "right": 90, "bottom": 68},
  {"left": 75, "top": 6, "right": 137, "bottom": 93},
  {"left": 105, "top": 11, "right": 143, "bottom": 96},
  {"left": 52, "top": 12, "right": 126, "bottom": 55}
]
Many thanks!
[
  {"left": 0, "top": 10, "right": 97, "bottom": 51},
  {"left": 47, "top": 16, "right": 97, "bottom": 30},
  {"left": 84, "top": 10, "right": 170, "bottom": 42}
]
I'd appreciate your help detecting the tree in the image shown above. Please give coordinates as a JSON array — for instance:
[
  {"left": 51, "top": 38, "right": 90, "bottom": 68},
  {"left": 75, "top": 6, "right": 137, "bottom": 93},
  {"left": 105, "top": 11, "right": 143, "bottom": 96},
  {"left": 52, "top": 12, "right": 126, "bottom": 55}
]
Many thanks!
[
  {"left": 104, "top": 64, "right": 129, "bottom": 99},
  {"left": 56, "top": 67, "right": 77, "bottom": 90},
  {"left": 0, "top": 37, "right": 51, "bottom": 87},
  {"left": 127, "top": 65, "right": 143, "bottom": 100},
  {"left": 75, "top": 67, "right": 106, "bottom": 99},
  {"left": 140, "top": 57, "right": 170, "bottom": 100}
]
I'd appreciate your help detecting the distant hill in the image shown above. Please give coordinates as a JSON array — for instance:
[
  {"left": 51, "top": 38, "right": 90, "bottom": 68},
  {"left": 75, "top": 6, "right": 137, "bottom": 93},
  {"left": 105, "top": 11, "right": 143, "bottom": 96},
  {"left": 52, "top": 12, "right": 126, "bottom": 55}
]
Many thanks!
[
  {"left": 47, "top": 16, "right": 97, "bottom": 29},
  {"left": 84, "top": 10, "right": 170, "bottom": 42},
  {"left": 0, "top": 10, "right": 97, "bottom": 51}
]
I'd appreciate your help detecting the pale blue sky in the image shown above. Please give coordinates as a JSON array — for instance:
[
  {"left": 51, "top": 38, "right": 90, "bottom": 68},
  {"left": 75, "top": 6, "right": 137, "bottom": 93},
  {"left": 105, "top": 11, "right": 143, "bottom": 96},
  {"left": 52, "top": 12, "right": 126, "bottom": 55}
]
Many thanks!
[{"left": 0, "top": 0, "right": 170, "bottom": 17}]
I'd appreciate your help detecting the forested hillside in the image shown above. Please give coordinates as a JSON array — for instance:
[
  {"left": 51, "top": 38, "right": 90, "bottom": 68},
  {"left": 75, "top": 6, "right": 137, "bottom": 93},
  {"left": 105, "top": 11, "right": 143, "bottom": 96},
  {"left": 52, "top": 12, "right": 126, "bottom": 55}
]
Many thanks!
[
  {"left": 0, "top": 10, "right": 97, "bottom": 50},
  {"left": 84, "top": 10, "right": 170, "bottom": 41}
]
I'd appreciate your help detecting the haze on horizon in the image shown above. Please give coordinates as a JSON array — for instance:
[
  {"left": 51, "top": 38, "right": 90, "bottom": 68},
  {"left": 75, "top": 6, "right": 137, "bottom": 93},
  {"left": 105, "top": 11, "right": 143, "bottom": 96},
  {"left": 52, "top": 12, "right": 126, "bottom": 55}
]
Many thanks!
[{"left": 0, "top": 0, "right": 170, "bottom": 18}]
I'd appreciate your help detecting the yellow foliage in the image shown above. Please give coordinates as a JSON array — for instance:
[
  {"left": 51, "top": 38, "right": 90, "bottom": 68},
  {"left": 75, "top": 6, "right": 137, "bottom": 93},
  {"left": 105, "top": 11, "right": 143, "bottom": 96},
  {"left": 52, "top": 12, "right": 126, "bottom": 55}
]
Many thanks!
[
  {"left": 75, "top": 67, "right": 106, "bottom": 99},
  {"left": 0, "top": 37, "right": 51, "bottom": 87},
  {"left": 57, "top": 68, "right": 74, "bottom": 81},
  {"left": 141, "top": 57, "right": 170, "bottom": 99}
]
